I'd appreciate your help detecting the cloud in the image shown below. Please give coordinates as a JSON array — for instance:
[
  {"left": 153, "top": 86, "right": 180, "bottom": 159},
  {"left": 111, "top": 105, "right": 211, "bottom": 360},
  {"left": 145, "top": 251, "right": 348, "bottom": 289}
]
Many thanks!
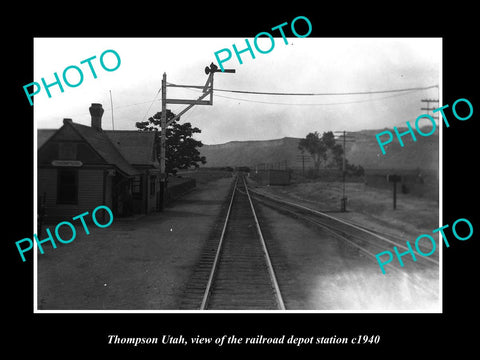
[{"left": 34, "top": 38, "right": 441, "bottom": 144}]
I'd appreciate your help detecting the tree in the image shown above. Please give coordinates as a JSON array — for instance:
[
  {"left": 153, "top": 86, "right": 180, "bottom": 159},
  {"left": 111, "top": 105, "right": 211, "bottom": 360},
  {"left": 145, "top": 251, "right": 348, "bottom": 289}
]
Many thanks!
[
  {"left": 298, "top": 132, "right": 326, "bottom": 171},
  {"left": 298, "top": 131, "right": 342, "bottom": 171},
  {"left": 135, "top": 110, "right": 206, "bottom": 175}
]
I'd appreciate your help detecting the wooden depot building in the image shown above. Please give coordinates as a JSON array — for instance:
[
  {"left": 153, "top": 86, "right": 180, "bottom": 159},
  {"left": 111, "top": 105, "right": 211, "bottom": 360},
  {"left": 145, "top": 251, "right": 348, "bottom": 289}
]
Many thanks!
[{"left": 37, "top": 103, "right": 161, "bottom": 223}]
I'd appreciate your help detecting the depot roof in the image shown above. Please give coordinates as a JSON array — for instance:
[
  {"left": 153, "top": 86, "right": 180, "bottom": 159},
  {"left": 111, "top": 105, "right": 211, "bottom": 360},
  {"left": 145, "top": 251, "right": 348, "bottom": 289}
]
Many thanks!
[{"left": 38, "top": 121, "right": 159, "bottom": 177}]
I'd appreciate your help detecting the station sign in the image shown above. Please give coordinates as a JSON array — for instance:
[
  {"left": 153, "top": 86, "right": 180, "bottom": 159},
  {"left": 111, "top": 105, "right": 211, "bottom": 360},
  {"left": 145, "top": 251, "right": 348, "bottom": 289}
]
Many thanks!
[{"left": 51, "top": 160, "right": 83, "bottom": 167}]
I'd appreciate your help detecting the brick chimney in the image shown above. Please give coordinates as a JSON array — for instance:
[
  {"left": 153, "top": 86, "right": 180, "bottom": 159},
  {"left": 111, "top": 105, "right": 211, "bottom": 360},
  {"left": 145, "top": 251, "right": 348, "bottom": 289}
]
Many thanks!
[{"left": 89, "top": 103, "right": 104, "bottom": 130}]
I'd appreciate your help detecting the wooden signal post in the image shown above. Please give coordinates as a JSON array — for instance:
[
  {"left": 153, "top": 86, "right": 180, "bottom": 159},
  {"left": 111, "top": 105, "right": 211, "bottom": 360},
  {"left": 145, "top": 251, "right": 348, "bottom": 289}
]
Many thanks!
[
  {"left": 387, "top": 174, "right": 402, "bottom": 210},
  {"left": 159, "top": 63, "right": 235, "bottom": 210}
]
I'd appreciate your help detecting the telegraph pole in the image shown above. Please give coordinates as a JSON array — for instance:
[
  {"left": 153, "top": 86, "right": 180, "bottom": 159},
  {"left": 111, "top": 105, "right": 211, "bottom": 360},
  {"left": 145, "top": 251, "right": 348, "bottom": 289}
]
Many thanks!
[
  {"left": 340, "top": 130, "right": 347, "bottom": 212},
  {"left": 296, "top": 152, "right": 310, "bottom": 177},
  {"left": 334, "top": 131, "right": 355, "bottom": 212},
  {"left": 159, "top": 73, "right": 167, "bottom": 210},
  {"left": 342, "top": 131, "right": 346, "bottom": 209},
  {"left": 158, "top": 64, "right": 235, "bottom": 210},
  {"left": 421, "top": 98, "right": 439, "bottom": 120}
]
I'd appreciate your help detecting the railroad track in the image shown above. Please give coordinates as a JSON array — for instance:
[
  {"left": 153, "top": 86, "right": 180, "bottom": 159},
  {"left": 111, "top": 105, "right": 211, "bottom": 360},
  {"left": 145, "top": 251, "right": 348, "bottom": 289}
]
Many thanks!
[
  {"left": 247, "top": 185, "right": 440, "bottom": 271},
  {"left": 180, "top": 175, "right": 438, "bottom": 310},
  {"left": 199, "top": 175, "right": 285, "bottom": 310}
]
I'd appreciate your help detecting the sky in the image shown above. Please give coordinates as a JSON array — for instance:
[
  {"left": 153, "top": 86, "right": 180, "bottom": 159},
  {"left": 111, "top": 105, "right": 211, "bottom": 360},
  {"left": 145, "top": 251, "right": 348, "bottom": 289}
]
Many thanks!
[{"left": 34, "top": 37, "right": 441, "bottom": 144}]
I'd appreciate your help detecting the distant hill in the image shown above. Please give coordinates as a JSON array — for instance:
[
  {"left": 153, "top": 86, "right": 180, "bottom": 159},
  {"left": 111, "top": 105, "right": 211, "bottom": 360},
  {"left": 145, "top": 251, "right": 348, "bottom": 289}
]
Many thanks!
[{"left": 199, "top": 128, "right": 439, "bottom": 171}]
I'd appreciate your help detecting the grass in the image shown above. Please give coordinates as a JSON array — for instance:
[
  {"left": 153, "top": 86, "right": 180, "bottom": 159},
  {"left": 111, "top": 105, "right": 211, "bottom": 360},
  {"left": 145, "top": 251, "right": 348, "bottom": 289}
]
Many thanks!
[
  {"left": 175, "top": 168, "right": 233, "bottom": 185},
  {"left": 252, "top": 179, "right": 440, "bottom": 239}
]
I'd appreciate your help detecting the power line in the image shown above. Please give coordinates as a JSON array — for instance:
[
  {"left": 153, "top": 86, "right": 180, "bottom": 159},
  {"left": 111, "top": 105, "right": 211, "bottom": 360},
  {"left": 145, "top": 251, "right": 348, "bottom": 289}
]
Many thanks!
[
  {"left": 167, "top": 82, "right": 438, "bottom": 97},
  {"left": 109, "top": 83, "right": 439, "bottom": 114},
  {"left": 52, "top": 83, "right": 438, "bottom": 124},
  {"left": 178, "top": 84, "right": 425, "bottom": 106},
  {"left": 140, "top": 88, "right": 162, "bottom": 123},
  {"left": 212, "top": 89, "right": 420, "bottom": 106}
]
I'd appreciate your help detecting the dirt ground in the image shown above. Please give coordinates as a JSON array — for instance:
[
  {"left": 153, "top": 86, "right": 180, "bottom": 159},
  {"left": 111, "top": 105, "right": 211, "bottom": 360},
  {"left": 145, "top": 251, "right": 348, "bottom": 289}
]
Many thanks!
[{"left": 36, "top": 176, "right": 234, "bottom": 310}]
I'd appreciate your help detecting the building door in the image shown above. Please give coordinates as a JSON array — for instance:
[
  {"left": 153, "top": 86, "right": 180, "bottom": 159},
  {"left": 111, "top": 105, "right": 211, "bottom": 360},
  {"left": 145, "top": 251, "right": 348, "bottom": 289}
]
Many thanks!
[{"left": 112, "top": 175, "right": 131, "bottom": 217}]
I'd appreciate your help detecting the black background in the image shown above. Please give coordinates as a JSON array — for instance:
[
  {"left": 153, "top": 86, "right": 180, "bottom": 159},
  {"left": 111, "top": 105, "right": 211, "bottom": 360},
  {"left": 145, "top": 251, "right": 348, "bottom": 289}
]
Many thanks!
[{"left": 5, "top": 4, "right": 478, "bottom": 356}]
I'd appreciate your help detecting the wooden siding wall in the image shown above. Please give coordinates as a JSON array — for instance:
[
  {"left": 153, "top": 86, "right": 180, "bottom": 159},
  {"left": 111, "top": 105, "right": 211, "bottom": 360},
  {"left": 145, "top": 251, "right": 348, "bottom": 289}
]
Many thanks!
[{"left": 38, "top": 168, "right": 105, "bottom": 223}]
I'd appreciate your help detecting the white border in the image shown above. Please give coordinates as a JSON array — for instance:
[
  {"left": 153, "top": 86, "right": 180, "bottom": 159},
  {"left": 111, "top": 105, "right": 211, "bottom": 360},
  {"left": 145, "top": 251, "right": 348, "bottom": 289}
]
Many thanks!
[
  {"left": 33, "top": 37, "right": 443, "bottom": 314},
  {"left": 438, "top": 37, "right": 443, "bottom": 313}
]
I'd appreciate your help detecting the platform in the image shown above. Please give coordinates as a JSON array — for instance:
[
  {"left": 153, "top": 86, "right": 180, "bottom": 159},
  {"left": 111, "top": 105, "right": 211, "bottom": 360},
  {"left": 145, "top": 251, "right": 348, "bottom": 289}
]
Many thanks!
[{"left": 36, "top": 176, "right": 234, "bottom": 310}]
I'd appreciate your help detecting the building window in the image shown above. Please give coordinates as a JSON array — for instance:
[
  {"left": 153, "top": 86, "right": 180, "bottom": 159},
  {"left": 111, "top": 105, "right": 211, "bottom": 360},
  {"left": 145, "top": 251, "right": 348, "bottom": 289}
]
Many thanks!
[
  {"left": 150, "top": 176, "right": 156, "bottom": 196},
  {"left": 57, "top": 169, "right": 78, "bottom": 204},
  {"left": 132, "top": 175, "right": 142, "bottom": 198}
]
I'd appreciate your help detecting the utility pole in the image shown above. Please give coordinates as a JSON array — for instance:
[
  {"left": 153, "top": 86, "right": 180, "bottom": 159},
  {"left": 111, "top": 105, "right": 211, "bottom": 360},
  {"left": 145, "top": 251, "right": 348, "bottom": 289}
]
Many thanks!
[
  {"left": 334, "top": 131, "right": 355, "bottom": 212},
  {"left": 296, "top": 151, "right": 311, "bottom": 177},
  {"left": 158, "top": 63, "right": 235, "bottom": 210},
  {"left": 342, "top": 131, "right": 346, "bottom": 210},
  {"left": 421, "top": 98, "right": 440, "bottom": 120},
  {"left": 159, "top": 73, "right": 167, "bottom": 210},
  {"left": 302, "top": 154, "right": 305, "bottom": 176}
]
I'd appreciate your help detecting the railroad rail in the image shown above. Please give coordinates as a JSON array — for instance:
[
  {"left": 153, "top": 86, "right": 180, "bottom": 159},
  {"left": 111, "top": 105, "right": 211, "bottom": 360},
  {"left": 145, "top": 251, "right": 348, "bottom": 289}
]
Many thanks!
[
  {"left": 200, "top": 175, "right": 285, "bottom": 310},
  {"left": 247, "top": 185, "right": 439, "bottom": 271}
]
